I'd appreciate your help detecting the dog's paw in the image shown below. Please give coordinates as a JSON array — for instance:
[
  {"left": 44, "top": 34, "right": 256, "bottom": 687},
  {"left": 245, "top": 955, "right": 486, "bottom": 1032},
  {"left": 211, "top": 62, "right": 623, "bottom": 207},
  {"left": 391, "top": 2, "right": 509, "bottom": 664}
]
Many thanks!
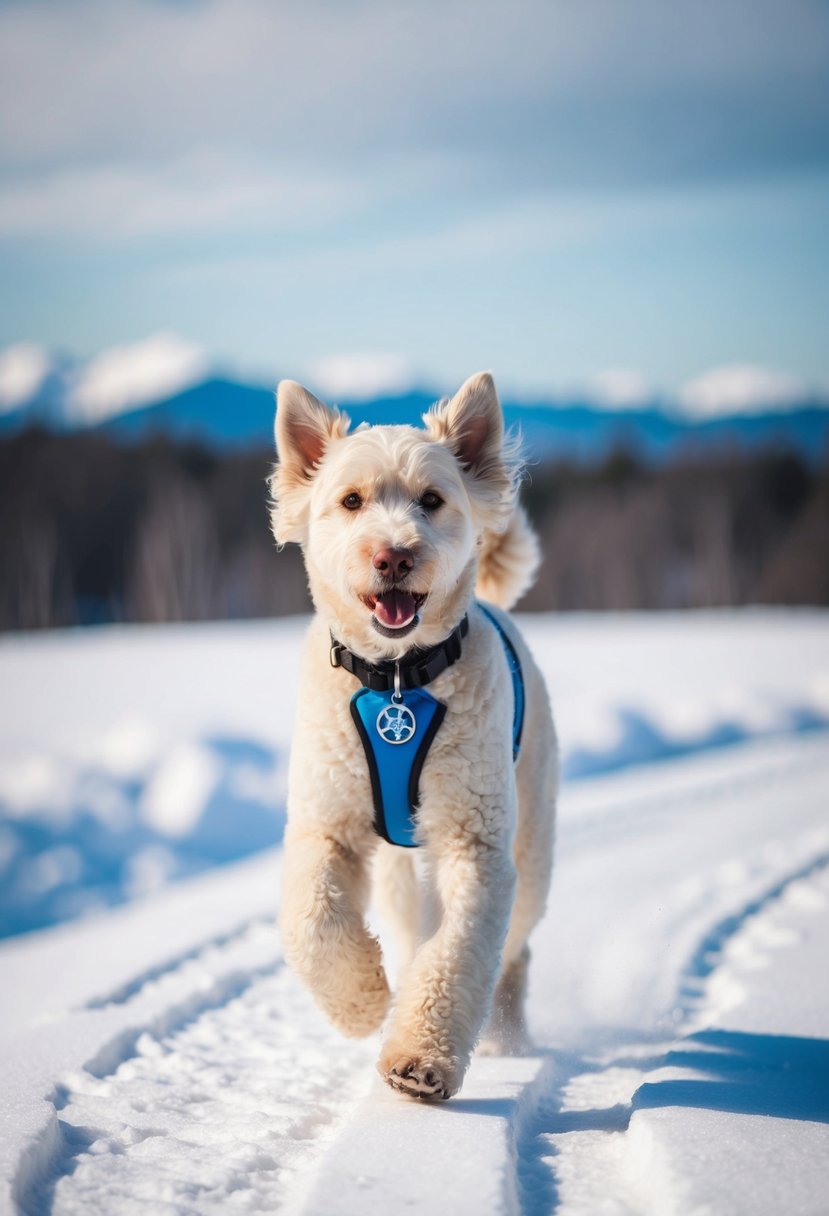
[{"left": 378, "top": 1051, "right": 458, "bottom": 1101}]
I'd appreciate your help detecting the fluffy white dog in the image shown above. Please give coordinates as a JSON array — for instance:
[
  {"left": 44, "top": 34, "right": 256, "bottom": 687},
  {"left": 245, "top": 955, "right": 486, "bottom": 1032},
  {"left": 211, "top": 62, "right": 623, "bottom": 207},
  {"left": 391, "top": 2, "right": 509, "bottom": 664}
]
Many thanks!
[{"left": 270, "top": 371, "right": 557, "bottom": 1100}]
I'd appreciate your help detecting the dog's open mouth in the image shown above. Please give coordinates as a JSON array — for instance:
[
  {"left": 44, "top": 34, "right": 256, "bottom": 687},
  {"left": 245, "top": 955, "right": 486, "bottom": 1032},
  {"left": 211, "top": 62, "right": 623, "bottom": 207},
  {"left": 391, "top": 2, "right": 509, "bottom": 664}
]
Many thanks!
[{"left": 361, "top": 589, "right": 427, "bottom": 638}]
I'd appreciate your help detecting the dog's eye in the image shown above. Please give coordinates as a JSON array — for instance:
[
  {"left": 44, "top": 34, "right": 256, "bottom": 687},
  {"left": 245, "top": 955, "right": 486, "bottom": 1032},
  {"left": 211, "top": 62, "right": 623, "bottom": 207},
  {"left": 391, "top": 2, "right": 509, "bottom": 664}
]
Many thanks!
[
  {"left": 419, "top": 490, "right": 443, "bottom": 512},
  {"left": 342, "top": 492, "right": 363, "bottom": 511}
]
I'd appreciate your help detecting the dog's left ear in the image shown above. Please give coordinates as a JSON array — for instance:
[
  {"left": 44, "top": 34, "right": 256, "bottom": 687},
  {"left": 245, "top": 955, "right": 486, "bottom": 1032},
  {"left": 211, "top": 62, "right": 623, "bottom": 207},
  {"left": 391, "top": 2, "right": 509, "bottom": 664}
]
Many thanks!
[
  {"left": 426, "top": 371, "right": 504, "bottom": 476},
  {"left": 270, "top": 380, "right": 349, "bottom": 545},
  {"left": 427, "top": 371, "right": 503, "bottom": 476},
  {"left": 426, "top": 371, "right": 519, "bottom": 533}
]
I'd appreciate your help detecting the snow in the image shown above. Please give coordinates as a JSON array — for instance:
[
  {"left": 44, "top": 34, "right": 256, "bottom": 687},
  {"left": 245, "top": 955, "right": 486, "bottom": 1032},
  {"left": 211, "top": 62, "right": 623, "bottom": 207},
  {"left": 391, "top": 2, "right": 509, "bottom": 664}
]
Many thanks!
[
  {"left": 2, "top": 612, "right": 828, "bottom": 940},
  {"left": 65, "top": 333, "right": 210, "bottom": 424},
  {"left": 0, "top": 335, "right": 213, "bottom": 425},
  {"left": 0, "top": 344, "right": 55, "bottom": 413},
  {"left": 585, "top": 367, "right": 654, "bottom": 410},
  {"left": 307, "top": 352, "right": 415, "bottom": 402},
  {"left": 677, "top": 364, "right": 817, "bottom": 418},
  {"left": 1, "top": 610, "right": 828, "bottom": 1214},
  {"left": 0, "top": 618, "right": 310, "bottom": 937},
  {"left": 4, "top": 335, "right": 827, "bottom": 425}
]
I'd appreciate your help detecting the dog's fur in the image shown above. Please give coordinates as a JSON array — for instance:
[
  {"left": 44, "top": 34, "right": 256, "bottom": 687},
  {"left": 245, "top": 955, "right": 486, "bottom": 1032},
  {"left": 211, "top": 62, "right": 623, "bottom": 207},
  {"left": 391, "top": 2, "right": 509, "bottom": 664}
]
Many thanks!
[{"left": 269, "top": 371, "right": 557, "bottom": 1100}]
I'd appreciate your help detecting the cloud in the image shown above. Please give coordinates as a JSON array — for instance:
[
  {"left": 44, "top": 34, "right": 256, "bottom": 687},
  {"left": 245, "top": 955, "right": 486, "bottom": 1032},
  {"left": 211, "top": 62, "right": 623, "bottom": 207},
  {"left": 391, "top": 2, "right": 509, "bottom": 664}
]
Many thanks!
[
  {"left": 1, "top": 2, "right": 827, "bottom": 392},
  {"left": 678, "top": 365, "right": 816, "bottom": 418},
  {"left": 0, "top": 153, "right": 367, "bottom": 239},
  {"left": 306, "top": 352, "right": 415, "bottom": 401},
  {"left": 0, "top": 0, "right": 827, "bottom": 193}
]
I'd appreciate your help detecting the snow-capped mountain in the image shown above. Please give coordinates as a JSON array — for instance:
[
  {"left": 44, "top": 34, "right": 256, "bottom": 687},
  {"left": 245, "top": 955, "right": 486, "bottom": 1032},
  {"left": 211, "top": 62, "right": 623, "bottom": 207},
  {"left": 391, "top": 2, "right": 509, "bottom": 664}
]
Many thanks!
[
  {"left": 67, "top": 333, "right": 211, "bottom": 425},
  {"left": 2, "top": 337, "right": 828, "bottom": 465},
  {"left": 0, "top": 333, "right": 213, "bottom": 428},
  {"left": 0, "top": 343, "right": 56, "bottom": 412}
]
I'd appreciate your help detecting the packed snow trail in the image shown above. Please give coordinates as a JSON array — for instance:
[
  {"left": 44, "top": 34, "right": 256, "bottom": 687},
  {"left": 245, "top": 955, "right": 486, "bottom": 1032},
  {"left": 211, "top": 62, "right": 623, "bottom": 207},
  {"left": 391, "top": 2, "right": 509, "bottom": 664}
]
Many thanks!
[{"left": 4, "top": 732, "right": 828, "bottom": 1215}]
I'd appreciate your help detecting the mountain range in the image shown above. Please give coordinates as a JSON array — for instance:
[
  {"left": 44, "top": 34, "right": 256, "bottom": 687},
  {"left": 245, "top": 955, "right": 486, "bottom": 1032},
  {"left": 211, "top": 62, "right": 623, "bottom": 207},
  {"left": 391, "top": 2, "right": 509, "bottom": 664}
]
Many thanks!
[{"left": 1, "top": 339, "right": 828, "bottom": 466}]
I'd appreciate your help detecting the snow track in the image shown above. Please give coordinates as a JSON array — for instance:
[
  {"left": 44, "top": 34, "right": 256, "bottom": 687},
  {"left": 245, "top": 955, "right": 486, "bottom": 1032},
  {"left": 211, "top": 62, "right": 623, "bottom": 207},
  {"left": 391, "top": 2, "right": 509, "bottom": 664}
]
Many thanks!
[
  {"left": 8, "top": 869, "right": 377, "bottom": 1216},
  {"left": 3, "top": 725, "right": 829, "bottom": 1211},
  {"left": 40, "top": 969, "right": 376, "bottom": 1216}
]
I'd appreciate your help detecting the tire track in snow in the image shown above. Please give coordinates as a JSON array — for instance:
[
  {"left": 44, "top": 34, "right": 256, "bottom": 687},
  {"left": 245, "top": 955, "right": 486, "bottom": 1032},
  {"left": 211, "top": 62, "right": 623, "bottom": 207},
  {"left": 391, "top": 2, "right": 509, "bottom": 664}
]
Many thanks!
[
  {"left": 513, "top": 739, "right": 829, "bottom": 1215},
  {"left": 17, "top": 927, "right": 377, "bottom": 1216},
  {"left": 563, "top": 731, "right": 829, "bottom": 852},
  {"left": 43, "top": 966, "right": 377, "bottom": 1216},
  {"left": 516, "top": 853, "right": 829, "bottom": 1214},
  {"left": 71, "top": 959, "right": 284, "bottom": 1085},
  {"left": 14, "top": 915, "right": 287, "bottom": 1215},
  {"left": 677, "top": 849, "right": 829, "bottom": 1025},
  {"left": 82, "top": 914, "right": 274, "bottom": 1010}
]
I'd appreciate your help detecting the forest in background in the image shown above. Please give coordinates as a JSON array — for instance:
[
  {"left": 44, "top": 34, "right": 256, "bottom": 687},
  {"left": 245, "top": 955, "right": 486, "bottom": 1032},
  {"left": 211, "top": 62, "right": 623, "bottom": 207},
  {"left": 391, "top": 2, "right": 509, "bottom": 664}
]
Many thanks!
[{"left": 1, "top": 426, "right": 827, "bottom": 632}]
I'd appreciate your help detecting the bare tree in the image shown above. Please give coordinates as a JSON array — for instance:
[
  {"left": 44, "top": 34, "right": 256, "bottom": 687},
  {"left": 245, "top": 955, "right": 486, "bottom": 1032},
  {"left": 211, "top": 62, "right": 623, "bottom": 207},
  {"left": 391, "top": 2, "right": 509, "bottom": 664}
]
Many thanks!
[{"left": 126, "top": 479, "right": 219, "bottom": 622}]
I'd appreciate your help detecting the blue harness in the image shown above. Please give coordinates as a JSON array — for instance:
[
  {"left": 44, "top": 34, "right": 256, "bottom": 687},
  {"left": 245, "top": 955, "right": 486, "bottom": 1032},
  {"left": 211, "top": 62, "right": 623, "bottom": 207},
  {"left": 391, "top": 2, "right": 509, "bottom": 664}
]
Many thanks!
[{"left": 348, "top": 604, "right": 525, "bottom": 848}]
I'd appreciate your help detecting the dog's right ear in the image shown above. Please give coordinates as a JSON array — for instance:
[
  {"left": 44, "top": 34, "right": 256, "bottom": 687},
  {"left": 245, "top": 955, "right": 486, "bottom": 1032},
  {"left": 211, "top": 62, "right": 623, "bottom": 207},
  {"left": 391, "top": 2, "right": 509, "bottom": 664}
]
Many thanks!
[{"left": 270, "top": 380, "right": 349, "bottom": 544}]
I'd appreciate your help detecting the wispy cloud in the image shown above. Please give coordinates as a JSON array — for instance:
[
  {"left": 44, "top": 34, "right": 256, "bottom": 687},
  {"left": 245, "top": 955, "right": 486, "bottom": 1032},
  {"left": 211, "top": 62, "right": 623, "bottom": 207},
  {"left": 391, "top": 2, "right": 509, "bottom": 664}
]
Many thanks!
[
  {"left": 1, "top": 0, "right": 827, "bottom": 188},
  {"left": 0, "top": 153, "right": 369, "bottom": 239},
  {"left": 142, "top": 171, "right": 823, "bottom": 285}
]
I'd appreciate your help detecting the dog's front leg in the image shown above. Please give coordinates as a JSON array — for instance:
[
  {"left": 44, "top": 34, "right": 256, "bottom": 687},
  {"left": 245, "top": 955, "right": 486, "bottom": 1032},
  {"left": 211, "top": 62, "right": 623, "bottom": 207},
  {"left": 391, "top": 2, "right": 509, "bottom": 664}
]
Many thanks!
[
  {"left": 378, "top": 841, "right": 515, "bottom": 1099},
  {"left": 280, "top": 826, "right": 390, "bottom": 1037}
]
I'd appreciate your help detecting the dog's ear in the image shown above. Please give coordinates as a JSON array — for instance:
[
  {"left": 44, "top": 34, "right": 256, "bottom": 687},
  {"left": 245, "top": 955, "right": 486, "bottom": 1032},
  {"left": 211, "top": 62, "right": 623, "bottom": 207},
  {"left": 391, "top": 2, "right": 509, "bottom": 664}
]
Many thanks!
[
  {"left": 270, "top": 380, "right": 349, "bottom": 544},
  {"left": 426, "top": 371, "right": 504, "bottom": 477},
  {"left": 426, "top": 371, "right": 520, "bottom": 534},
  {"left": 275, "top": 380, "right": 344, "bottom": 473}
]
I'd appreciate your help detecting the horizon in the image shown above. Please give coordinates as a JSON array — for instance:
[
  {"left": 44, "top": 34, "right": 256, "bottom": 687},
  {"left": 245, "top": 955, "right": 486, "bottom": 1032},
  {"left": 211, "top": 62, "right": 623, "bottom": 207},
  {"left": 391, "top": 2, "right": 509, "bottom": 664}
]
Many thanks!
[{"left": 1, "top": 332, "right": 828, "bottom": 426}]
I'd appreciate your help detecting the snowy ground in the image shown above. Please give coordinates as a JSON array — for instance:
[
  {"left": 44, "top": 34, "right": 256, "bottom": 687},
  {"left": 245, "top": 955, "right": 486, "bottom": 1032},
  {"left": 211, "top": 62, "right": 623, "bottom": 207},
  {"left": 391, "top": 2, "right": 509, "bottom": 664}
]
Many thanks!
[{"left": 1, "top": 612, "right": 828, "bottom": 1214}]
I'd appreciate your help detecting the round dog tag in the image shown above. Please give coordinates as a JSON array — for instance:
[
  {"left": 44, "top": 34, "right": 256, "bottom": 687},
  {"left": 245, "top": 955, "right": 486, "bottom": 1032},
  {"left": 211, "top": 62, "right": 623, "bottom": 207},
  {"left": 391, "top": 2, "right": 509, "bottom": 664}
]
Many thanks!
[{"left": 376, "top": 702, "right": 417, "bottom": 745}]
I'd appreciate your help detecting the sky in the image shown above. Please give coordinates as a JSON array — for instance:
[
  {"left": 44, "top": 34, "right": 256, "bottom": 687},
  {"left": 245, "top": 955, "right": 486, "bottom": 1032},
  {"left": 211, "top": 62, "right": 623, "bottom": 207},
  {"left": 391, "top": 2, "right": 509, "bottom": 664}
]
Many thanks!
[{"left": 0, "top": 0, "right": 828, "bottom": 402}]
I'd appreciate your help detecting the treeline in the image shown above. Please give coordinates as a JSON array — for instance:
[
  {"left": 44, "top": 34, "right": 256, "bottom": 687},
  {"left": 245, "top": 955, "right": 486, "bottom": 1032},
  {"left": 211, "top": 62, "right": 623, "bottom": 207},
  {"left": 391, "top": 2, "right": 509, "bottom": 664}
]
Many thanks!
[
  {"left": 1, "top": 427, "right": 827, "bottom": 631},
  {"left": 0, "top": 428, "right": 307, "bottom": 630},
  {"left": 521, "top": 448, "right": 829, "bottom": 611}
]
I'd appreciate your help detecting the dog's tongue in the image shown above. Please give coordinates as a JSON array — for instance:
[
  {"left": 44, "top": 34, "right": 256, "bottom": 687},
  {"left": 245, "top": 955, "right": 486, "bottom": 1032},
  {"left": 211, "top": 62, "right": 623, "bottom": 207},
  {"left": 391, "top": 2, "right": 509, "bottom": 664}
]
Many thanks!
[{"left": 374, "top": 589, "right": 417, "bottom": 628}]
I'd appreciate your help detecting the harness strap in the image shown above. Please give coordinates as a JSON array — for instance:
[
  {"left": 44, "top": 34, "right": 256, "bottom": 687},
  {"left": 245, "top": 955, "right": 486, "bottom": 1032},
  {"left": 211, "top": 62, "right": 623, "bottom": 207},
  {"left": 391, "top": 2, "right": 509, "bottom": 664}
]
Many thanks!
[{"left": 477, "top": 603, "right": 525, "bottom": 760}]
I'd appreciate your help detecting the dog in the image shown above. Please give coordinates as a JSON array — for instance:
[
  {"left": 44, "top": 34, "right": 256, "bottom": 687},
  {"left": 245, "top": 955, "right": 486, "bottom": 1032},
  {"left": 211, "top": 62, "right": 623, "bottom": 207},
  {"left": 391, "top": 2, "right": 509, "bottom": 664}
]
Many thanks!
[{"left": 269, "top": 371, "right": 557, "bottom": 1100}]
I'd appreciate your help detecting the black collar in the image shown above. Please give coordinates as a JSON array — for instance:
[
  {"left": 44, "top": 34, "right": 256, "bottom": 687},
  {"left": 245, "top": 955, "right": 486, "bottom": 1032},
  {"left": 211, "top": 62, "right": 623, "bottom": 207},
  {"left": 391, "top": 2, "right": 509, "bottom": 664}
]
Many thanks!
[{"left": 330, "top": 615, "right": 469, "bottom": 692}]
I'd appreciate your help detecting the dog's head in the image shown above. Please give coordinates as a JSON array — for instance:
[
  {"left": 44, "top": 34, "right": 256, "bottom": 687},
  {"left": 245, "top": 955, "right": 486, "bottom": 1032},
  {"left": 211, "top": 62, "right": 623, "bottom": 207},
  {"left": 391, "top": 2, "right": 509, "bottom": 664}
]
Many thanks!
[{"left": 270, "top": 372, "right": 519, "bottom": 660}]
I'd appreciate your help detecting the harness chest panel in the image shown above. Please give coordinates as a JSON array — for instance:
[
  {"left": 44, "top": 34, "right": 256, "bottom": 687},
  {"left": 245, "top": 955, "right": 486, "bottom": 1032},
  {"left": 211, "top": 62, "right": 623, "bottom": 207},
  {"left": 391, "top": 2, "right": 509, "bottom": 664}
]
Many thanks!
[
  {"left": 350, "top": 687, "right": 446, "bottom": 848},
  {"left": 349, "top": 606, "right": 524, "bottom": 848}
]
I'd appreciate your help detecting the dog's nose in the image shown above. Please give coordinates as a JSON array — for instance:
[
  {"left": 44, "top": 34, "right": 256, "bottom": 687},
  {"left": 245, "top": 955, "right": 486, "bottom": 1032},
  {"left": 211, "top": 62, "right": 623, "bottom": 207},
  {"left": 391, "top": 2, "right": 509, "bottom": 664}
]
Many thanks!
[{"left": 373, "top": 547, "right": 415, "bottom": 580}]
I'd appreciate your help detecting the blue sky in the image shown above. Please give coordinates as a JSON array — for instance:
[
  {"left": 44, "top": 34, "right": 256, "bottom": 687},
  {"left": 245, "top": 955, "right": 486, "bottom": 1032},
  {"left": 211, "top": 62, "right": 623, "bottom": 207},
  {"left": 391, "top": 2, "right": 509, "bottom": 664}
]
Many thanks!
[{"left": 0, "top": 0, "right": 827, "bottom": 401}]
